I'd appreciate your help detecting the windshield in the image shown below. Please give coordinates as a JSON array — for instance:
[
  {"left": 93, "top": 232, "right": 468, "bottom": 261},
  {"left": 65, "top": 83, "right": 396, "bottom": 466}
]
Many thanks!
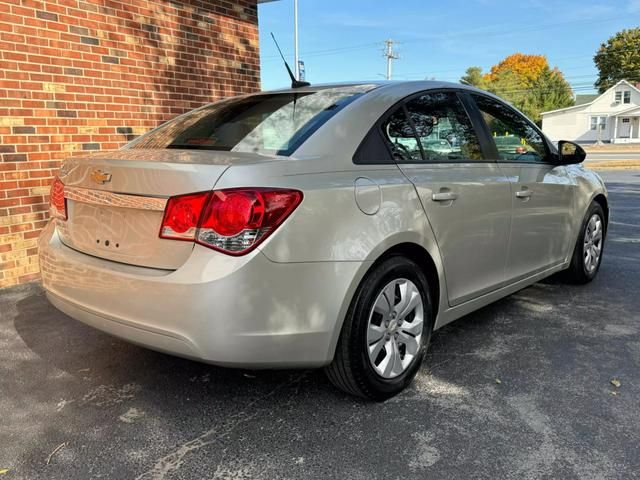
[{"left": 127, "top": 85, "right": 376, "bottom": 156}]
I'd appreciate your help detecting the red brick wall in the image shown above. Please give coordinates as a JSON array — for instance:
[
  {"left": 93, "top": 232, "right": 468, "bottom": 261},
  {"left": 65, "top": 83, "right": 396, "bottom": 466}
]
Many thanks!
[{"left": 0, "top": 0, "right": 261, "bottom": 288}]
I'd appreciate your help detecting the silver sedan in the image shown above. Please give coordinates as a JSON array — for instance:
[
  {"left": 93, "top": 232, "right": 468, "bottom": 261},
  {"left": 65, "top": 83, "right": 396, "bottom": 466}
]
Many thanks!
[{"left": 39, "top": 82, "right": 608, "bottom": 399}]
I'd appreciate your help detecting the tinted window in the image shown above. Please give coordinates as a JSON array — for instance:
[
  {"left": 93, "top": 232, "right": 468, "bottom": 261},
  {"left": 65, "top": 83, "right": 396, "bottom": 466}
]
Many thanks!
[
  {"left": 382, "top": 108, "right": 423, "bottom": 162},
  {"left": 382, "top": 92, "right": 483, "bottom": 163},
  {"left": 405, "top": 92, "right": 483, "bottom": 162},
  {"left": 473, "top": 94, "right": 547, "bottom": 163},
  {"left": 127, "top": 86, "right": 374, "bottom": 156}
]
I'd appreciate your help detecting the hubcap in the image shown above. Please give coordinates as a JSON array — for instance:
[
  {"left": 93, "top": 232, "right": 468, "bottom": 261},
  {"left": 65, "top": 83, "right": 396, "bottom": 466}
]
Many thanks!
[
  {"left": 583, "top": 213, "right": 603, "bottom": 273},
  {"left": 366, "top": 278, "right": 424, "bottom": 379}
]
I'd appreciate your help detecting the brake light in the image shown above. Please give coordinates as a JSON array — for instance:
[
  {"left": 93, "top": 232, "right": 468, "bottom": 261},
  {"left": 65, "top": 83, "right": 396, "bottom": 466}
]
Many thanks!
[
  {"left": 159, "top": 188, "right": 303, "bottom": 255},
  {"left": 49, "top": 177, "right": 67, "bottom": 220},
  {"left": 159, "top": 192, "right": 209, "bottom": 241}
]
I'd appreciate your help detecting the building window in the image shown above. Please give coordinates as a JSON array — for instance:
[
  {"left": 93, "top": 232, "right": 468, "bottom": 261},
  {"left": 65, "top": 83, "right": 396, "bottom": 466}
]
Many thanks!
[
  {"left": 622, "top": 118, "right": 630, "bottom": 123},
  {"left": 615, "top": 91, "right": 622, "bottom": 103},
  {"left": 590, "top": 116, "right": 607, "bottom": 130},
  {"left": 623, "top": 91, "right": 631, "bottom": 104}
]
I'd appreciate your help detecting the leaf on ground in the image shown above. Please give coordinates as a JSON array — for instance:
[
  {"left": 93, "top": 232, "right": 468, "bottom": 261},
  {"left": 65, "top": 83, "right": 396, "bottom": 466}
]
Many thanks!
[
  {"left": 609, "top": 391, "right": 618, "bottom": 396},
  {"left": 611, "top": 378, "right": 621, "bottom": 388},
  {"left": 0, "top": 469, "right": 9, "bottom": 475},
  {"left": 46, "top": 442, "right": 68, "bottom": 465},
  {"left": 495, "top": 378, "right": 502, "bottom": 384}
]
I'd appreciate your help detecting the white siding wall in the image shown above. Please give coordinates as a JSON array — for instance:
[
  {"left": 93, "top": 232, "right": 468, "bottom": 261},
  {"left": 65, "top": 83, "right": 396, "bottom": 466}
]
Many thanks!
[{"left": 542, "top": 106, "right": 589, "bottom": 142}]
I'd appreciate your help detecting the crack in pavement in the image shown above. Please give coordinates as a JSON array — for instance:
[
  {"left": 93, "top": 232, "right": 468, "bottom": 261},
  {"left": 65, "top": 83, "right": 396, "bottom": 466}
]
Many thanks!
[{"left": 135, "top": 373, "right": 308, "bottom": 480}]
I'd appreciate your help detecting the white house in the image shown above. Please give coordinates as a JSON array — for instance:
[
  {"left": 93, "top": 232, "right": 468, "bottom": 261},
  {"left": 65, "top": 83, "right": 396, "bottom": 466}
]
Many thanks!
[{"left": 541, "top": 80, "right": 640, "bottom": 144}]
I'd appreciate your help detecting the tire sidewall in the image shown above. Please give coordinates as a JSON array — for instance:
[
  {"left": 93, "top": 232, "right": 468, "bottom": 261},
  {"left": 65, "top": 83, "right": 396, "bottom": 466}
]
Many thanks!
[
  {"left": 575, "top": 203, "right": 605, "bottom": 281},
  {"left": 567, "top": 202, "right": 607, "bottom": 284},
  {"left": 348, "top": 256, "right": 433, "bottom": 399}
]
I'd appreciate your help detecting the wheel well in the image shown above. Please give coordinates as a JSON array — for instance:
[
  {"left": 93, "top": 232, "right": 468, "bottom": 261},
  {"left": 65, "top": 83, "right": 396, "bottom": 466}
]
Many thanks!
[
  {"left": 593, "top": 194, "right": 609, "bottom": 229},
  {"left": 374, "top": 243, "right": 440, "bottom": 320}
]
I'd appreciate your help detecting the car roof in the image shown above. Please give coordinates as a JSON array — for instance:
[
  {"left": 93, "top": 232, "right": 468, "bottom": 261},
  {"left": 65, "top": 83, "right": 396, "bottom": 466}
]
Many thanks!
[
  {"left": 282, "top": 81, "right": 527, "bottom": 163},
  {"left": 257, "top": 80, "right": 489, "bottom": 96}
]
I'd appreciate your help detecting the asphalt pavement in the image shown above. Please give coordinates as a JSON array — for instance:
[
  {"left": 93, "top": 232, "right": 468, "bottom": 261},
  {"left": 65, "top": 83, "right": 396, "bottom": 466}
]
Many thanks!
[{"left": 1, "top": 170, "right": 639, "bottom": 480}]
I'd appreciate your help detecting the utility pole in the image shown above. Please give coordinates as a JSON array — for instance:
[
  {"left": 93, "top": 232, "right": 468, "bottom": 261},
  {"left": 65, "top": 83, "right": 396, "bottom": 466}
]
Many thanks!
[
  {"left": 383, "top": 39, "right": 399, "bottom": 80},
  {"left": 294, "top": 0, "right": 299, "bottom": 80}
]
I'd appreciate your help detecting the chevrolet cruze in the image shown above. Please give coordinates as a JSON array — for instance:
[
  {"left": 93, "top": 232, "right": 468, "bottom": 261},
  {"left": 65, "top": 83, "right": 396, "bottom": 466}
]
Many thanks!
[{"left": 39, "top": 82, "right": 608, "bottom": 399}]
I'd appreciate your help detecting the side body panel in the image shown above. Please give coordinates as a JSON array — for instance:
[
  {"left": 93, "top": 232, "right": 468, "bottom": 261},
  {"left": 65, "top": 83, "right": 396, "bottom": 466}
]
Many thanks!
[
  {"left": 499, "top": 164, "right": 577, "bottom": 281},
  {"left": 399, "top": 163, "right": 512, "bottom": 306},
  {"left": 434, "top": 164, "right": 607, "bottom": 329}
]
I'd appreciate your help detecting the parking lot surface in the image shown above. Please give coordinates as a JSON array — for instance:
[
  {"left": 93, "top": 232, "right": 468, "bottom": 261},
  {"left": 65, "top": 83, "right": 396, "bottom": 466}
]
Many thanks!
[{"left": 1, "top": 170, "right": 639, "bottom": 480}]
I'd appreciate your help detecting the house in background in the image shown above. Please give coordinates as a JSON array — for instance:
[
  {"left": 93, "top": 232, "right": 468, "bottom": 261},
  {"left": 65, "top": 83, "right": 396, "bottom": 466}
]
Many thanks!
[{"left": 541, "top": 80, "right": 640, "bottom": 144}]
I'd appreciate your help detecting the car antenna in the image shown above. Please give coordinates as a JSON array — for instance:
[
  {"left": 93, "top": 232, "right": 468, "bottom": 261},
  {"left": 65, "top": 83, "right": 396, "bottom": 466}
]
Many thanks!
[{"left": 270, "top": 32, "right": 310, "bottom": 89}]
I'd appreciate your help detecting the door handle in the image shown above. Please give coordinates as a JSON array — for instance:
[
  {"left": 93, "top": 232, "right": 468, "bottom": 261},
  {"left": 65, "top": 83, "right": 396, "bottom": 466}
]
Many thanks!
[
  {"left": 432, "top": 192, "right": 458, "bottom": 202},
  {"left": 516, "top": 189, "right": 533, "bottom": 199}
]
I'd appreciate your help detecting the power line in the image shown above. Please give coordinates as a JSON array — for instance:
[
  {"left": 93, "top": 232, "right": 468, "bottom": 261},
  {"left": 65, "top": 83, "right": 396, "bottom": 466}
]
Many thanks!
[
  {"left": 397, "top": 52, "right": 640, "bottom": 80},
  {"left": 259, "top": 13, "right": 639, "bottom": 83},
  {"left": 261, "top": 42, "right": 379, "bottom": 62}
]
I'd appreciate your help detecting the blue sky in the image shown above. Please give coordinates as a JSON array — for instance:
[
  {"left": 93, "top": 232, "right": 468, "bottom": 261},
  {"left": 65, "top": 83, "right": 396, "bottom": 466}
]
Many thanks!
[{"left": 257, "top": 0, "right": 640, "bottom": 93}]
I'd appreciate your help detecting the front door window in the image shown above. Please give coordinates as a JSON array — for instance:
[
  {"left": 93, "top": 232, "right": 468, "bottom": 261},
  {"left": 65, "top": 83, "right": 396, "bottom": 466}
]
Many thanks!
[{"left": 472, "top": 94, "right": 548, "bottom": 163}]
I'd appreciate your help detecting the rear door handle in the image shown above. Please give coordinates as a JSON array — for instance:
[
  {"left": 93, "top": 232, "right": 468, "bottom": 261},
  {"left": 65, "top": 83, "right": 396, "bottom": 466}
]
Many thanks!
[
  {"left": 432, "top": 192, "right": 458, "bottom": 202},
  {"left": 516, "top": 189, "right": 532, "bottom": 199}
]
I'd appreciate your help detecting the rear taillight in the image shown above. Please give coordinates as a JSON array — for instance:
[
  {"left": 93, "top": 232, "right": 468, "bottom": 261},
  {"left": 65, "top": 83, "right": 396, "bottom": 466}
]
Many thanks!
[
  {"left": 159, "top": 188, "right": 303, "bottom": 255},
  {"left": 159, "top": 192, "right": 210, "bottom": 241},
  {"left": 49, "top": 177, "right": 67, "bottom": 220}
]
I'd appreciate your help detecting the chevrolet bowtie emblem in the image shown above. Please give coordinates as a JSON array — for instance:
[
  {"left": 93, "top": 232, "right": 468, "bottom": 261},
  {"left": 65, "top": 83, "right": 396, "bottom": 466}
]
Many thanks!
[{"left": 91, "top": 170, "right": 112, "bottom": 185}]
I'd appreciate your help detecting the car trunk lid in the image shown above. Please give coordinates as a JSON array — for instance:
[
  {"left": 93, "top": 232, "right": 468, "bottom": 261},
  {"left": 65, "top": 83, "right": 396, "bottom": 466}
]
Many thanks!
[{"left": 56, "top": 149, "right": 277, "bottom": 269}]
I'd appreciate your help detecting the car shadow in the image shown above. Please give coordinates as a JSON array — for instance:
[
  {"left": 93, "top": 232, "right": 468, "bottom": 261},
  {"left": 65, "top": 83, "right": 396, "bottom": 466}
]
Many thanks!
[
  {"left": 11, "top": 286, "right": 317, "bottom": 400},
  {"left": 10, "top": 282, "right": 517, "bottom": 406}
]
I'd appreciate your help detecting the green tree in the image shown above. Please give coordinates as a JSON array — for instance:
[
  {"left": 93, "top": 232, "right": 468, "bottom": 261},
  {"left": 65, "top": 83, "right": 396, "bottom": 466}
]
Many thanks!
[
  {"left": 528, "top": 68, "right": 575, "bottom": 120},
  {"left": 460, "top": 67, "right": 487, "bottom": 88},
  {"left": 594, "top": 28, "right": 640, "bottom": 92},
  {"left": 486, "top": 68, "right": 528, "bottom": 110}
]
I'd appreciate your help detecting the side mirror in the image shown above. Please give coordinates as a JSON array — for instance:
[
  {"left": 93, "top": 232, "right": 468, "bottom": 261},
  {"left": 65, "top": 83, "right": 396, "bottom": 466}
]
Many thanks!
[{"left": 557, "top": 140, "right": 586, "bottom": 165}]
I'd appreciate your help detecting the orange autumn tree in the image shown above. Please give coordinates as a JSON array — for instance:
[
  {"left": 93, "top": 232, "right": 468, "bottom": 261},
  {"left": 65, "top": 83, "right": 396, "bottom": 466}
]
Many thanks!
[
  {"left": 484, "top": 53, "right": 549, "bottom": 85},
  {"left": 460, "top": 53, "right": 574, "bottom": 124}
]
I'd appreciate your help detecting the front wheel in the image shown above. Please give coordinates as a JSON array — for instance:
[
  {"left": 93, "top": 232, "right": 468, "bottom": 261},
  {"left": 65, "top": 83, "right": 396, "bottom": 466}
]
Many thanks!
[
  {"left": 325, "top": 256, "right": 434, "bottom": 400},
  {"left": 564, "top": 201, "right": 606, "bottom": 284}
]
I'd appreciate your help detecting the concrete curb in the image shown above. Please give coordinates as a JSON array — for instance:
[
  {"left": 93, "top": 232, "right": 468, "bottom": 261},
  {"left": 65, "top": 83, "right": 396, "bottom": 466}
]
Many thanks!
[
  {"left": 584, "top": 151, "right": 640, "bottom": 154},
  {"left": 585, "top": 159, "right": 640, "bottom": 170}
]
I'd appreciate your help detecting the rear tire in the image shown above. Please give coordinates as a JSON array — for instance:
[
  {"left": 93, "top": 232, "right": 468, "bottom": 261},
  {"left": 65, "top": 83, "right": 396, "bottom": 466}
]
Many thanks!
[
  {"left": 325, "top": 256, "right": 434, "bottom": 400},
  {"left": 563, "top": 201, "right": 606, "bottom": 284}
]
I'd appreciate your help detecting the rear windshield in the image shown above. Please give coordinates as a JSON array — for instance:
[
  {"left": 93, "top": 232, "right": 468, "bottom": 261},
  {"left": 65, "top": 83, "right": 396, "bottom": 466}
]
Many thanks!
[{"left": 127, "top": 85, "right": 375, "bottom": 156}]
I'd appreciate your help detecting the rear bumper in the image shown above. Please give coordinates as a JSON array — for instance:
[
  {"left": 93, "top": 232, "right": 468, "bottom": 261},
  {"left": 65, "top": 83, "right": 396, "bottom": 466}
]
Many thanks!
[{"left": 38, "top": 222, "right": 366, "bottom": 368}]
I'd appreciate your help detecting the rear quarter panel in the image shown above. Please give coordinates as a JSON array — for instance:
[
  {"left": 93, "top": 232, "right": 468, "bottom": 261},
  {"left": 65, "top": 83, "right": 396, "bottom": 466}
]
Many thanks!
[
  {"left": 214, "top": 160, "right": 442, "bottom": 264},
  {"left": 214, "top": 159, "right": 449, "bottom": 347}
]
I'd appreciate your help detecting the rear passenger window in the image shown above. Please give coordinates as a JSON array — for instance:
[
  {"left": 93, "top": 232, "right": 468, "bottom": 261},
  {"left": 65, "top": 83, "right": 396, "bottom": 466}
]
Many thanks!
[
  {"left": 383, "top": 108, "right": 423, "bottom": 162},
  {"left": 472, "top": 94, "right": 547, "bottom": 163},
  {"left": 404, "top": 92, "right": 483, "bottom": 162},
  {"left": 377, "top": 91, "right": 483, "bottom": 164}
]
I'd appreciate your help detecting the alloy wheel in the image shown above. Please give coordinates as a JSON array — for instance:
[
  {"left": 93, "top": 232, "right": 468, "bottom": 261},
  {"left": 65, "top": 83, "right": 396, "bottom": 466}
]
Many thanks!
[
  {"left": 583, "top": 213, "right": 603, "bottom": 273},
  {"left": 366, "top": 278, "right": 424, "bottom": 379}
]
